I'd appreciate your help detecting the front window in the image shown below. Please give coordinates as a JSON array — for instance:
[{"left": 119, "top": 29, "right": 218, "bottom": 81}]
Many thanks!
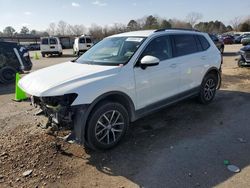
[{"left": 76, "top": 37, "right": 145, "bottom": 65}]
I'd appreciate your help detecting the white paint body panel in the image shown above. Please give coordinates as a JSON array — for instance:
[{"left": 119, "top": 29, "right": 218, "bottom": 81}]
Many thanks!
[
  {"left": 19, "top": 30, "right": 221, "bottom": 111},
  {"left": 40, "top": 37, "right": 62, "bottom": 53}
]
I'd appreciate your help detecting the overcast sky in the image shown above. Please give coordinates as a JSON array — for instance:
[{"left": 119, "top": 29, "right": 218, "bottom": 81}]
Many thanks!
[{"left": 0, "top": 0, "right": 250, "bottom": 32}]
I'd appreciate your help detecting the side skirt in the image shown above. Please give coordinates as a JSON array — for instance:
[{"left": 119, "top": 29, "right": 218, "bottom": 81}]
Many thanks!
[{"left": 134, "top": 86, "right": 200, "bottom": 121}]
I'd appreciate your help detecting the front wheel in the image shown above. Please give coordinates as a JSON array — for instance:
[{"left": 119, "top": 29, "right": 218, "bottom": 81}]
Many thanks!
[
  {"left": 86, "top": 102, "right": 129, "bottom": 150},
  {"left": 198, "top": 74, "right": 218, "bottom": 104}
]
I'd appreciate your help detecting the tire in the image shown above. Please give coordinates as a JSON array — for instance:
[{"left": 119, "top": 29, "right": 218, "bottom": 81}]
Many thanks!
[
  {"left": 77, "top": 51, "right": 80, "bottom": 57},
  {"left": 42, "top": 53, "right": 45, "bottom": 57},
  {"left": 198, "top": 73, "right": 218, "bottom": 104},
  {"left": 238, "top": 59, "right": 244, "bottom": 67},
  {"left": 58, "top": 52, "right": 63, "bottom": 57},
  {"left": 86, "top": 102, "right": 129, "bottom": 150},
  {"left": 0, "top": 66, "right": 17, "bottom": 84}
]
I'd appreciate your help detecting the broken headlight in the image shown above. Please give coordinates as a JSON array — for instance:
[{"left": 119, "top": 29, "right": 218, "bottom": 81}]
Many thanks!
[{"left": 41, "top": 93, "right": 78, "bottom": 107}]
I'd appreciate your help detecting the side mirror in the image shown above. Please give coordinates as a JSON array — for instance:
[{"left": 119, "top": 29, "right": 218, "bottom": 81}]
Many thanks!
[{"left": 140, "top": 55, "right": 160, "bottom": 69}]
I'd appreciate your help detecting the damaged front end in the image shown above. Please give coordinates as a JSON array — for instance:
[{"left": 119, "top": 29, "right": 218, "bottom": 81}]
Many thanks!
[{"left": 31, "top": 93, "right": 78, "bottom": 128}]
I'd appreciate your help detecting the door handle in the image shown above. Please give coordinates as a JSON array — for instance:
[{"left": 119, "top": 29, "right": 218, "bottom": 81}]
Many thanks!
[
  {"left": 201, "top": 56, "right": 207, "bottom": 60},
  {"left": 170, "top": 64, "right": 177, "bottom": 68}
]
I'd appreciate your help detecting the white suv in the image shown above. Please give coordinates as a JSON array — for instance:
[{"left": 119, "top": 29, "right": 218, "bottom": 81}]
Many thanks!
[{"left": 19, "top": 29, "right": 222, "bottom": 150}]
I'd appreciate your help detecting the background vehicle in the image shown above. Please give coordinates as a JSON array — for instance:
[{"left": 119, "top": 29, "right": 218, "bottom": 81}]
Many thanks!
[
  {"left": 26, "top": 43, "right": 40, "bottom": 51},
  {"left": 241, "top": 37, "right": 250, "bottom": 46},
  {"left": 222, "top": 35, "right": 234, "bottom": 44},
  {"left": 40, "top": 37, "right": 62, "bottom": 57},
  {"left": 19, "top": 29, "right": 222, "bottom": 150},
  {"left": 234, "top": 33, "right": 250, "bottom": 44},
  {"left": 237, "top": 45, "right": 250, "bottom": 67},
  {"left": 209, "top": 34, "right": 224, "bottom": 53},
  {"left": 73, "top": 35, "right": 93, "bottom": 56},
  {"left": 0, "top": 41, "right": 32, "bottom": 84}
]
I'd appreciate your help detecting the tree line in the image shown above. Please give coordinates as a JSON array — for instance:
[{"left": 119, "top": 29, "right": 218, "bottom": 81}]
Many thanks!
[{"left": 1, "top": 14, "right": 250, "bottom": 40}]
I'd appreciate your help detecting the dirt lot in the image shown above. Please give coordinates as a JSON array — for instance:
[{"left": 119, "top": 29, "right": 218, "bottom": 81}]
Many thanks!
[{"left": 1, "top": 46, "right": 250, "bottom": 188}]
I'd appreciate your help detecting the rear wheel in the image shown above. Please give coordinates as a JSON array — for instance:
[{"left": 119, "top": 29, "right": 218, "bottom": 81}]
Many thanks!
[
  {"left": 58, "top": 52, "right": 63, "bottom": 57},
  {"left": 0, "top": 66, "right": 17, "bottom": 84},
  {"left": 86, "top": 102, "right": 129, "bottom": 150},
  {"left": 41, "top": 53, "right": 45, "bottom": 57},
  {"left": 198, "top": 73, "right": 218, "bottom": 104}
]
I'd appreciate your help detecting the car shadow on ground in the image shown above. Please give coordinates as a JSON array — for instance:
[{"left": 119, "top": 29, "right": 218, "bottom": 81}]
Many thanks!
[
  {"left": 0, "top": 83, "right": 15, "bottom": 95},
  {"left": 83, "top": 90, "right": 250, "bottom": 187},
  {"left": 45, "top": 54, "right": 77, "bottom": 58},
  {"left": 222, "top": 52, "right": 238, "bottom": 57}
]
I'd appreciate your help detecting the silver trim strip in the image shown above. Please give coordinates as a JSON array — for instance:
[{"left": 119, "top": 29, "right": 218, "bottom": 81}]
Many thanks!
[{"left": 13, "top": 48, "right": 24, "bottom": 70}]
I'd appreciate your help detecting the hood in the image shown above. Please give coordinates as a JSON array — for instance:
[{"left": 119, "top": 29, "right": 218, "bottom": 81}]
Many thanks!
[
  {"left": 19, "top": 61, "right": 121, "bottom": 96},
  {"left": 241, "top": 45, "right": 250, "bottom": 52}
]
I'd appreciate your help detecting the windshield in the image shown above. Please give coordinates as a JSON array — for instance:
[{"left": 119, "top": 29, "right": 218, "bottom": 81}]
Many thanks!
[{"left": 76, "top": 36, "right": 145, "bottom": 65}]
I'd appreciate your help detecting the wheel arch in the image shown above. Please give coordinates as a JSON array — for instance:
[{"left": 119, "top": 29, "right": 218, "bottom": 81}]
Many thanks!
[
  {"left": 87, "top": 91, "right": 136, "bottom": 122},
  {"left": 73, "top": 91, "right": 136, "bottom": 145},
  {"left": 203, "top": 67, "right": 221, "bottom": 89}
]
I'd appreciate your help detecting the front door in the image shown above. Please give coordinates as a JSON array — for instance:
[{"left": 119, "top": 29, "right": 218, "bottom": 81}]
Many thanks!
[{"left": 134, "top": 35, "right": 180, "bottom": 110}]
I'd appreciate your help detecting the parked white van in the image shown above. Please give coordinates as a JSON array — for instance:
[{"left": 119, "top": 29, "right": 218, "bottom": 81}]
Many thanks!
[
  {"left": 73, "top": 35, "right": 93, "bottom": 56},
  {"left": 40, "top": 37, "right": 63, "bottom": 57}
]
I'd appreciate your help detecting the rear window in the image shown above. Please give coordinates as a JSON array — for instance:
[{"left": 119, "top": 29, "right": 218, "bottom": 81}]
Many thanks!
[
  {"left": 50, "top": 38, "right": 57, "bottom": 45},
  {"left": 86, "top": 38, "right": 92, "bottom": 43},
  {"left": 41, "top": 38, "right": 48, "bottom": 45},
  {"left": 79, "top": 38, "right": 85, "bottom": 43},
  {"left": 197, "top": 35, "right": 210, "bottom": 50},
  {"left": 173, "top": 34, "right": 198, "bottom": 57}
]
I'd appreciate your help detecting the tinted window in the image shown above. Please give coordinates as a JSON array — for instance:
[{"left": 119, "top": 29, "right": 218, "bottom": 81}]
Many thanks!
[
  {"left": 79, "top": 38, "right": 85, "bottom": 43},
  {"left": 50, "top": 38, "right": 57, "bottom": 45},
  {"left": 41, "top": 38, "right": 48, "bottom": 45},
  {"left": 141, "top": 35, "right": 172, "bottom": 61},
  {"left": 173, "top": 34, "right": 198, "bottom": 57},
  {"left": 86, "top": 38, "right": 92, "bottom": 43},
  {"left": 198, "top": 35, "right": 210, "bottom": 50}
]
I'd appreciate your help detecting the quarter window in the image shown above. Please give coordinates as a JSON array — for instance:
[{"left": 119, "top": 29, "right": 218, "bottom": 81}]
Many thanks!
[
  {"left": 141, "top": 35, "right": 172, "bottom": 61},
  {"left": 198, "top": 35, "right": 210, "bottom": 50},
  {"left": 173, "top": 34, "right": 198, "bottom": 57}
]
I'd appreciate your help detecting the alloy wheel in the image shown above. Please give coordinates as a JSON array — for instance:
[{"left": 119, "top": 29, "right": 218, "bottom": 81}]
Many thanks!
[
  {"left": 204, "top": 78, "right": 216, "bottom": 101},
  {"left": 95, "top": 110, "right": 125, "bottom": 145}
]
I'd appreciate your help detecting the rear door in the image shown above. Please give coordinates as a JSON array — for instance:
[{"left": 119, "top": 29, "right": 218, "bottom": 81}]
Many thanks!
[
  {"left": 40, "top": 38, "right": 49, "bottom": 52},
  {"left": 49, "top": 37, "right": 58, "bottom": 52},
  {"left": 172, "top": 34, "right": 208, "bottom": 93},
  {"left": 79, "top": 37, "right": 86, "bottom": 51},
  {"left": 86, "top": 37, "right": 93, "bottom": 50}
]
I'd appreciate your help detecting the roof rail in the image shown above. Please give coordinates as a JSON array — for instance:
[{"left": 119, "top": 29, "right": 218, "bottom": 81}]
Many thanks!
[{"left": 154, "top": 28, "right": 200, "bottom": 33}]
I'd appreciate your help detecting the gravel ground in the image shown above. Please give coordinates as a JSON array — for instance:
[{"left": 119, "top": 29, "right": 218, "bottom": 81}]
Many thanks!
[{"left": 0, "top": 45, "right": 250, "bottom": 188}]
